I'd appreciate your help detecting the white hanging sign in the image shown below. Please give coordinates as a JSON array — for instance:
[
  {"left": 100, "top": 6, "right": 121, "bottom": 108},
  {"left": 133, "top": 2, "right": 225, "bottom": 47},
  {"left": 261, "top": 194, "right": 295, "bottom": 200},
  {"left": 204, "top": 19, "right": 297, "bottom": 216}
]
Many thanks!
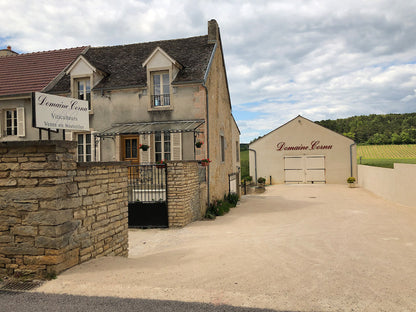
[{"left": 32, "top": 92, "right": 89, "bottom": 131}]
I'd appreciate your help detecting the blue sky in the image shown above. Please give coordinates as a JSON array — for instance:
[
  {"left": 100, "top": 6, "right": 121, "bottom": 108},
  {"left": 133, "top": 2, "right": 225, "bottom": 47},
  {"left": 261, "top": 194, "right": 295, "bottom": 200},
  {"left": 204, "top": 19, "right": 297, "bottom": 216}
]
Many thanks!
[{"left": 1, "top": 0, "right": 416, "bottom": 143}]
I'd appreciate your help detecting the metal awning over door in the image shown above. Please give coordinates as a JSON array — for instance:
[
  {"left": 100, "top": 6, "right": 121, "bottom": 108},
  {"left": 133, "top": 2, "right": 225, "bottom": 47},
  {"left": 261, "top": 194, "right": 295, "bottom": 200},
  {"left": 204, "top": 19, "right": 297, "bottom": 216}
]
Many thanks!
[
  {"left": 284, "top": 155, "right": 326, "bottom": 184},
  {"left": 95, "top": 120, "right": 205, "bottom": 138}
]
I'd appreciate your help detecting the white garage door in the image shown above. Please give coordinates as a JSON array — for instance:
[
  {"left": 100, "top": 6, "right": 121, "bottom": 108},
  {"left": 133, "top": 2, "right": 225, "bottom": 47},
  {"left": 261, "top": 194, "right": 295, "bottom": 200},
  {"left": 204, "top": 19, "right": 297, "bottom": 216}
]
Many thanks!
[{"left": 284, "top": 155, "right": 326, "bottom": 184}]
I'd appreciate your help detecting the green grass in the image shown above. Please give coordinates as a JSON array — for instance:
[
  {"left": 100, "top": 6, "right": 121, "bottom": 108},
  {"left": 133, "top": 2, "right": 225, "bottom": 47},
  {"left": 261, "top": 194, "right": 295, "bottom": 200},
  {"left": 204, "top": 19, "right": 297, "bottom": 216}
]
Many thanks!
[
  {"left": 357, "top": 144, "right": 416, "bottom": 159},
  {"left": 357, "top": 144, "right": 416, "bottom": 168},
  {"left": 358, "top": 158, "right": 416, "bottom": 168},
  {"left": 240, "top": 149, "right": 249, "bottom": 179}
]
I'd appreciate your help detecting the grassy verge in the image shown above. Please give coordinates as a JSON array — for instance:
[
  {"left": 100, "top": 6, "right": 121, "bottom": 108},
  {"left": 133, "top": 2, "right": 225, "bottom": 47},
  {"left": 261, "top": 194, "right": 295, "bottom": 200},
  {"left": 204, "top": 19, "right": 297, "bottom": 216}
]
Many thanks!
[
  {"left": 358, "top": 158, "right": 416, "bottom": 168},
  {"left": 240, "top": 149, "right": 249, "bottom": 179}
]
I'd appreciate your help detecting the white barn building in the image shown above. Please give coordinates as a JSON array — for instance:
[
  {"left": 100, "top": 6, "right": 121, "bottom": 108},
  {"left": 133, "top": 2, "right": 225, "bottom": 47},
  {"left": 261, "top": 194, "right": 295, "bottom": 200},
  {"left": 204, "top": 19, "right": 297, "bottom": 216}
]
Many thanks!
[{"left": 249, "top": 115, "right": 357, "bottom": 184}]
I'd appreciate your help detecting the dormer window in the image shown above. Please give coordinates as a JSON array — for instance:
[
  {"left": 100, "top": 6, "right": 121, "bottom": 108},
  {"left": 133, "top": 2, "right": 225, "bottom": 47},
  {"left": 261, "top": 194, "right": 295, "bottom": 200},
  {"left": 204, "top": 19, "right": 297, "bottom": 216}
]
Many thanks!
[
  {"left": 76, "top": 78, "right": 91, "bottom": 110},
  {"left": 152, "top": 72, "right": 170, "bottom": 107}
]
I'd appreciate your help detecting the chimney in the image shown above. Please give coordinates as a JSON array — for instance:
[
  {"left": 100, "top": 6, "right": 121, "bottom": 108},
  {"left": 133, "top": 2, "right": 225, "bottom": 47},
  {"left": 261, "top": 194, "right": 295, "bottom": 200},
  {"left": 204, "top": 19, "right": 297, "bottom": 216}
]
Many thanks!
[
  {"left": 0, "top": 46, "right": 18, "bottom": 57},
  {"left": 208, "top": 19, "right": 219, "bottom": 43}
]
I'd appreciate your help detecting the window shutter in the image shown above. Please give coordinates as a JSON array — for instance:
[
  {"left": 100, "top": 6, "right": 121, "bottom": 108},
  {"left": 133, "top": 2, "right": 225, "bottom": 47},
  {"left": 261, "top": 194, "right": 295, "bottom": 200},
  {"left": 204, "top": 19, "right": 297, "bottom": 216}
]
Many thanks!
[
  {"left": 65, "top": 131, "right": 73, "bottom": 141},
  {"left": 92, "top": 132, "right": 100, "bottom": 161},
  {"left": 171, "top": 132, "right": 182, "bottom": 160},
  {"left": 140, "top": 134, "right": 151, "bottom": 163},
  {"left": 17, "top": 107, "right": 25, "bottom": 137},
  {"left": 0, "top": 110, "right": 3, "bottom": 138}
]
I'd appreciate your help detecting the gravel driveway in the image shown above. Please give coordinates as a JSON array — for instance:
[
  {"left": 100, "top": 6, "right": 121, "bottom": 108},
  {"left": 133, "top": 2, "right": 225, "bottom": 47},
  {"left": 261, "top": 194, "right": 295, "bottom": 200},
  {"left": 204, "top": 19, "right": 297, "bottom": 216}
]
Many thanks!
[{"left": 37, "top": 184, "right": 416, "bottom": 311}]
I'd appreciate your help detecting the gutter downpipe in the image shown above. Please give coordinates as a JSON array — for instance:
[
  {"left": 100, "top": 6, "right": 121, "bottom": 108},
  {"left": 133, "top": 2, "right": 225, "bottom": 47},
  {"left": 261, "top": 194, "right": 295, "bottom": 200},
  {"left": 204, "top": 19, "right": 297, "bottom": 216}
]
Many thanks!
[
  {"left": 350, "top": 142, "right": 356, "bottom": 177},
  {"left": 202, "top": 42, "right": 218, "bottom": 206},
  {"left": 249, "top": 149, "right": 257, "bottom": 184}
]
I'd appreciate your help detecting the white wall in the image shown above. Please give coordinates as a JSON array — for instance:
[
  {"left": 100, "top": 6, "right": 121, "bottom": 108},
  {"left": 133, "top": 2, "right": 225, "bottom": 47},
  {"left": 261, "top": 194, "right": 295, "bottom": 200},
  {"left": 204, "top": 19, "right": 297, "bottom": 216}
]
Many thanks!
[
  {"left": 358, "top": 163, "right": 416, "bottom": 207},
  {"left": 249, "top": 116, "right": 356, "bottom": 184}
]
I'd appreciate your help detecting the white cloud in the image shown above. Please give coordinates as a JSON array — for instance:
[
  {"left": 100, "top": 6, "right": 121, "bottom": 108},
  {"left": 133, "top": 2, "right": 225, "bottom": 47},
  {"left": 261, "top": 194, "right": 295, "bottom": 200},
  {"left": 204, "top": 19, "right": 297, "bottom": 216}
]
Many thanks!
[{"left": 1, "top": 0, "right": 416, "bottom": 143}]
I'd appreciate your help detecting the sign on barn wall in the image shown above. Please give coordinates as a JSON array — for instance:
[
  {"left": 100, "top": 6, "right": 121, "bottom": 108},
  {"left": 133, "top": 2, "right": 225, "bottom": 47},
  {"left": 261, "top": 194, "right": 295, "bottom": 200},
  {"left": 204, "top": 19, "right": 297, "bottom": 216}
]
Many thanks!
[
  {"left": 32, "top": 92, "right": 89, "bottom": 131},
  {"left": 276, "top": 141, "right": 333, "bottom": 151}
]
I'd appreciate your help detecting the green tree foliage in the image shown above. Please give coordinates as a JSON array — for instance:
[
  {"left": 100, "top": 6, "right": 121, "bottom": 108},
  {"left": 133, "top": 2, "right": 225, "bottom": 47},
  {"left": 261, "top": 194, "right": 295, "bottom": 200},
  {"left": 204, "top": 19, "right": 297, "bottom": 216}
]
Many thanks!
[{"left": 316, "top": 113, "right": 416, "bottom": 145}]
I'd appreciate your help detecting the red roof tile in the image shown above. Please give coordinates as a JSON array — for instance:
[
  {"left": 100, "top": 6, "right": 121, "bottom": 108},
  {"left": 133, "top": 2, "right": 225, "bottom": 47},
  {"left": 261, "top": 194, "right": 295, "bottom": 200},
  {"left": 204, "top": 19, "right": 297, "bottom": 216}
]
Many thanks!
[{"left": 0, "top": 47, "right": 87, "bottom": 96}]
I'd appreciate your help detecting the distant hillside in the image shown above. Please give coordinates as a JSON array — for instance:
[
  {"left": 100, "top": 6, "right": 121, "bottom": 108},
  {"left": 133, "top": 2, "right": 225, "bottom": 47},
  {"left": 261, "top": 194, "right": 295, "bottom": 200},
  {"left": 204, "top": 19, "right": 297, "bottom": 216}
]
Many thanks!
[{"left": 315, "top": 113, "right": 416, "bottom": 144}]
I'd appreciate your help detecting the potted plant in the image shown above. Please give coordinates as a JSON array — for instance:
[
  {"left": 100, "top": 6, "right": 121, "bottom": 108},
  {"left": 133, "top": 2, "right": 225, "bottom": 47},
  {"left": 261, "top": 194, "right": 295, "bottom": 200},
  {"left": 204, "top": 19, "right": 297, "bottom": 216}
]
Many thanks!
[
  {"left": 347, "top": 177, "right": 356, "bottom": 188},
  {"left": 257, "top": 177, "right": 266, "bottom": 186},
  {"left": 195, "top": 141, "right": 203, "bottom": 148},
  {"left": 139, "top": 144, "right": 149, "bottom": 151},
  {"left": 201, "top": 158, "right": 211, "bottom": 167},
  {"left": 156, "top": 160, "right": 166, "bottom": 168}
]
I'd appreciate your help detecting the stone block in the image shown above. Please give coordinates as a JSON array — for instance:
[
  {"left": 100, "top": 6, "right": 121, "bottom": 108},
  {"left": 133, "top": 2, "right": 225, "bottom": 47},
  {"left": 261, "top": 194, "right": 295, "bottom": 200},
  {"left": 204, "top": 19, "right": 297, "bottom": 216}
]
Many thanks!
[
  {"left": 12, "top": 226, "right": 38, "bottom": 236},
  {"left": 35, "top": 233, "right": 71, "bottom": 249},
  {"left": 0, "top": 246, "right": 44, "bottom": 255},
  {"left": 24, "top": 210, "right": 73, "bottom": 226},
  {"left": 17, "top": 178, "right": 39, "bottom": 187},
  {"left": 0, "top": 178, "right": 17, "bottom": 187},
  {"left": 74, "top": 210, "right": 86, "bottom": 219},
  {"left": 39, "top": 221, "right": 80, "bottom": 238},
  {"left": 88, "top": 185, "right": 101, "bottom": 195},
  {"left": 65, "top": 183, "right": 78, "bottom": 195},
  {"left": 30, "top": 170, "right": 68, "bottom": 178},
  {"left": 24, "top": 254, "right": 64, "bottom": 265},
  {"left": 0, "top": 235, "right": 13, "bottom": 243},
  {"left": 12, "top": 200, "right": 39, "bottom": 211},
  {"left": 0, "top": 163, "right": 19, "bottom": 171},
  {"left": 0, "top": 256, "right": 11, "bottom": 264}
]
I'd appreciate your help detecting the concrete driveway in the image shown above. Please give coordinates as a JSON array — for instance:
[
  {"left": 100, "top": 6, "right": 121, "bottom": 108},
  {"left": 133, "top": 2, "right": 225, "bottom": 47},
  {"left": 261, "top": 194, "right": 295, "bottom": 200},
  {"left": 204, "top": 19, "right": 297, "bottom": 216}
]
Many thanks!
[{"left": 38, "top": 184, "right": 416, "bottom": 311}]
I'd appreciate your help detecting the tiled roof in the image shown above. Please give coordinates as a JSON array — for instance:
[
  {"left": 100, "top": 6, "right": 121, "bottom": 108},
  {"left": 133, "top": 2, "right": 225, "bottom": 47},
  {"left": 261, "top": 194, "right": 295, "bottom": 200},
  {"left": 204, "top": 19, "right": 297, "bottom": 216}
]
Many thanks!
[
  {"left": 50, "top": 35, "right": 215, "bottom": 93},
  {"left": 0, "top": 47, "right": 87, "bottom": 96}
]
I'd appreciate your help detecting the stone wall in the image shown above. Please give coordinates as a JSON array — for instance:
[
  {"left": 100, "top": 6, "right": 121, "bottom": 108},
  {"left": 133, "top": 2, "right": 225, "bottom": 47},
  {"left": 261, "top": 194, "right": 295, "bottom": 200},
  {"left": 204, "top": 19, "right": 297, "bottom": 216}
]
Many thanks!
[
  {"left": 0, "top": 141, "right": 128, "bottom": 277},
  {"left": 167, "top": 161, "right": 208, "bottom": 227}
]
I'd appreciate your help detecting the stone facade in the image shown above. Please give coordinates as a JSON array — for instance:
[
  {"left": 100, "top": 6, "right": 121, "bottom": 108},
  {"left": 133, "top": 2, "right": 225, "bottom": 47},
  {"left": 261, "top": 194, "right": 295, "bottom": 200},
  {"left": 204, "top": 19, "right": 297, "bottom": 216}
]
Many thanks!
[
  {"left": 167, "top": 161, "right": 207, "bottom": 227},
  {"left": 0, "top": 141, "right": 128, "bottom": 277}
]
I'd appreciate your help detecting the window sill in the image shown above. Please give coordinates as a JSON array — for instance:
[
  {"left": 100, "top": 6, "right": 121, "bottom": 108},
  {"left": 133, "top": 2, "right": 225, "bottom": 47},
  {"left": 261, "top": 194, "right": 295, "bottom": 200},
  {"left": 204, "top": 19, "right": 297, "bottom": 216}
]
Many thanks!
[{"left": 148, "top": 106, "right": 173, "bottom": 112}]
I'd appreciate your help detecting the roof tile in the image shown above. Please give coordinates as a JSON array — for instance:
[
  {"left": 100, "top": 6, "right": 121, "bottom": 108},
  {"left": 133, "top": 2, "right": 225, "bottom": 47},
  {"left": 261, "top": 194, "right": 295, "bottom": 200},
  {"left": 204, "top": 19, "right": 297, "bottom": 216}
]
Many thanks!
[
  {"left": 50, "top": 36, "right": 214, "bottom": 93},
  {"left": 0, "top": 47, "right": 87, "bottom": 96}
]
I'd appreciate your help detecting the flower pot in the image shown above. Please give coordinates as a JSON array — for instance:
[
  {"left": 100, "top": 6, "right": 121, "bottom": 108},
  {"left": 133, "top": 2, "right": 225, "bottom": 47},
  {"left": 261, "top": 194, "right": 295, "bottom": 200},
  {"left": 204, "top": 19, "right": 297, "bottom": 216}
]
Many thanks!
[
  {"left": 156, "top": 165, "right": 165, "bottom": 169},
  {"left": 141, "top": 147, "right": 148, "bottom": 151},
  {"left": 201, "top": 162, "right": 209, "bottom": 167}
]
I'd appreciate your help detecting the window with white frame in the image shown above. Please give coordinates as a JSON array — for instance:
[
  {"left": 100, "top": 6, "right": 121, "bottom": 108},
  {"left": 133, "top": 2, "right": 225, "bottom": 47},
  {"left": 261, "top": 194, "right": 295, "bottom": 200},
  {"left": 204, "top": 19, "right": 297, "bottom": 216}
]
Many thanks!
[
  {"left": 151, "top": 72, "right": 170, "bottom": 107},
  {"left": 155, "top": 131, "right": 171, "bottom": 161},
  {"left": 76, "top": 78, "right": 91, "bottom": 110},
  {"left": 0, "top": 108, "right": 25, "bottom": 138},
  {"left": 6, "top": 109, "right": 17, "bottom": 136},
  {"left": 77, "top": 133, "right": 92, "bottom": 162}
]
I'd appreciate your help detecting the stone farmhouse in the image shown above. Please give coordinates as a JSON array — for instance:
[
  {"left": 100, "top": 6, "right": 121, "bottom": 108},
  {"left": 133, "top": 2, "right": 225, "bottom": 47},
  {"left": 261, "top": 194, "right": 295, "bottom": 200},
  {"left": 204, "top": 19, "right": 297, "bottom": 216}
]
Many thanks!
[{"left": 0, "top": 20, "right": 240, "bottom": 205}]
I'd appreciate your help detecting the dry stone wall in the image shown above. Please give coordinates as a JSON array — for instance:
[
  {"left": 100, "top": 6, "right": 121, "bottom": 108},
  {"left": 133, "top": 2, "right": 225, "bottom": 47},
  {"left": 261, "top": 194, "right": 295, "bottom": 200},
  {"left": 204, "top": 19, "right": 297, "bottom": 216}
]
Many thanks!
[
  {"left": 0, "top": 141, "right": 128, "bottom": 277},
  {"left": 167, "top": 161, "right": 207, "bottom": 227}
]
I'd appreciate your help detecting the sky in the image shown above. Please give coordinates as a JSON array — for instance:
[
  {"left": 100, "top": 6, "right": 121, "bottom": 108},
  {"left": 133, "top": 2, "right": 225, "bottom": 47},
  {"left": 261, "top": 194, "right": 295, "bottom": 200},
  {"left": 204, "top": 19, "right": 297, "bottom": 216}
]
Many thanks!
[{"left": 1, "top": 0, "right": 416, "bottom": 143}]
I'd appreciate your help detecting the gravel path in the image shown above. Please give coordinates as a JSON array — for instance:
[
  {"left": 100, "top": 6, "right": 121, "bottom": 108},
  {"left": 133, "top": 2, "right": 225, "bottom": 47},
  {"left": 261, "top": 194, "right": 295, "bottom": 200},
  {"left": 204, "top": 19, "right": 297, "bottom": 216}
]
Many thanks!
[{"left": 37, "top": 184, "right": 416, "bottom": 311}]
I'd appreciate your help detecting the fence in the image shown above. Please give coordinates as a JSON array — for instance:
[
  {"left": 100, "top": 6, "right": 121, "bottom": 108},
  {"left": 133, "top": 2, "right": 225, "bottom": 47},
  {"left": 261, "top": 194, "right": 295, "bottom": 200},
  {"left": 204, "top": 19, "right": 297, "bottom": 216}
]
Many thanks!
[{"left": 127, "top": 164, "right": 168, "bottom": 228}]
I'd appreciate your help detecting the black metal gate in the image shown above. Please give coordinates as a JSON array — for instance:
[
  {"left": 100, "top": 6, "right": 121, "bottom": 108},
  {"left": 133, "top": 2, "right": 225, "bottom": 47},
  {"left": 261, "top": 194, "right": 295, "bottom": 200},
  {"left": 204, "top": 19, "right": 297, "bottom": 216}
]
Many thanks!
[{"left": 127, "top": 164, "right": 168, "bottom": 228}]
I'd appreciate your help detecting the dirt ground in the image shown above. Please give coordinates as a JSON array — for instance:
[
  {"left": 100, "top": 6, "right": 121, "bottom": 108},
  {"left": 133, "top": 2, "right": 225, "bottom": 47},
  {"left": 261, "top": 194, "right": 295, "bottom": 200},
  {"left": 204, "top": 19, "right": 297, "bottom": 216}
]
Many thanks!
[{"left": 37, "top": 184, "right": 416, "bottom": 311}]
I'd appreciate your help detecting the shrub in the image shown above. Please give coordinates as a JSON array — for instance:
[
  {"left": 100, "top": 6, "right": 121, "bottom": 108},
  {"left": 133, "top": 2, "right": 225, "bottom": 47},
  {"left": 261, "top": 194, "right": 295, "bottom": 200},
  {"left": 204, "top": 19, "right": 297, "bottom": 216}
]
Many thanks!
[
  {"left": 257, "top": 177, "right": 266, "bottom": 184},
  {"left": 204, "top": 193, "right": 239, "bottom": 219},
  {"left": 226, "top": 192, "right": 239, "bottom": 206},
  {"left": 347, "top": 177, "right": 356, "bottom": 183}
]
